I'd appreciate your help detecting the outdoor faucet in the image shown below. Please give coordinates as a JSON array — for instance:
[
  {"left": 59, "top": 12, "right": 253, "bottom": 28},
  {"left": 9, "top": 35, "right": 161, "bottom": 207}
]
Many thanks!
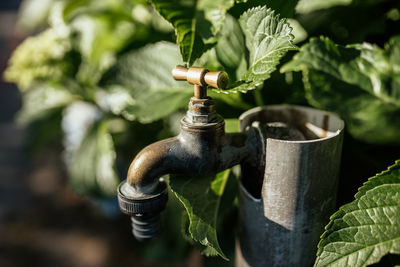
[{"left": 117, "top": 66, "right": 262, "bottom": 241}]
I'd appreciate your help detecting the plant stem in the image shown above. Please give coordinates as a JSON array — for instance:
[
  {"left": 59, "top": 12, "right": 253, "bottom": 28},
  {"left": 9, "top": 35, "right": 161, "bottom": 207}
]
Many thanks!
[{"left": 254, "top": 89, "right": 264, "bottom": 107}]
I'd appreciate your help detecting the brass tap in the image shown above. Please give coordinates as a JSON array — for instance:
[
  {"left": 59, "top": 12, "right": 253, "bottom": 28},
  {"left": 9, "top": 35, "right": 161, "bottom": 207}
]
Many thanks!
[
  {"left": 118, "top": 66, "right": 260, "bottom": 242},
  {"left": 172, "top": 65, "right": 229, "bottom": 98}
]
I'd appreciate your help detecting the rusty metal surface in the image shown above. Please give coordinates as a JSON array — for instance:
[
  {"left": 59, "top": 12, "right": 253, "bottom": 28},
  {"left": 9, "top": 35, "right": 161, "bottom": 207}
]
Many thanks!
[
  {"left": 187, "top": 97, "right": 217, "bottom": 123},
  {"left": 237, "top": 105, "right": 344, "bottom": 267}
]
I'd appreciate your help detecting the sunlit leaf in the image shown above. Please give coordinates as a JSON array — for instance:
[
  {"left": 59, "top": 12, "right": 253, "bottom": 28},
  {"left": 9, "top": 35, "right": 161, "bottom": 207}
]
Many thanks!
[
  {"left": 170, "top": 170, "right": 231, "bottom": 260},
  {"left": 151, "top": 0, "right": 235, "bottom": 65},
  {"left": 282, "top": 36, "right": 400, "bottom": 144},
  {"left": 213, "top": 6, "right": 296, "bottom": 94},
  {"left": 315, "top": 160, "right": 400, "bottom": 267}
]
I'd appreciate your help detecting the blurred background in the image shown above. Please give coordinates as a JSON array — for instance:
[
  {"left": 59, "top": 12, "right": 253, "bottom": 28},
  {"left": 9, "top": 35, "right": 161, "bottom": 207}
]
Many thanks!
[
  {"left": 0, "top": 1, "right": 201, "bottom": 267},
  {"left": 1, "top": 0, "right": 400, "bottom": 266}
]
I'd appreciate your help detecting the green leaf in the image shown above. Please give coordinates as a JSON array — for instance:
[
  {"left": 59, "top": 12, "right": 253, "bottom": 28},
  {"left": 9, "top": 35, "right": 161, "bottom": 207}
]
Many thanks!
[
  {"left": 315, "top": 160, "right": 400, "bottom": 267},
  {"left": 48, "top": 0, "right": 138, "bottom": 85},
  {"left": 240, "top": 7, "right": 296, "bottom": 82},
  {"left": 101, "top": 42, "right": 193, "bottom": 123},
  {"left": 224, "top": 118, "right": 240, "bottom": 133},
  {"left": 123, "top": 88, "right": 192, "bottom": 123},
  {"left": 213, "top": 6, "right": 296, "bottom": 94},
  {"left": 295, "top": 0, "right": 352, "bottom": 14},
  {"left": 281, "top": 36, "right": 400, "bottom": 144},
  {"left": 66, "top": 120, "right": 120, "bottom": 197},
  {"left": 288, "top": 18, "right": 307, "bottom": 44},
  {"left": 151, "top": 0, "right": 235, "bottom": 65},
  {"left": 214, "top": 14, "right": 246, "bottom": 79},
  {"left": 17, "top": 83, "right": 76, "bottom": 124},
  {"left": 71, "top": 14, "right": 136, "bottom": 84},
  {"left": 169, "top": 170, "right": 231, "bottom": 260}
]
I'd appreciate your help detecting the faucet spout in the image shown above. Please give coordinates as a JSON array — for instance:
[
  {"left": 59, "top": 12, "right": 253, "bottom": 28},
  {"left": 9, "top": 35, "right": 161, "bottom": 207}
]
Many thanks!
[
  {"left": 126, "top": 116, "right": 260, "bottom": 195},
  {"left": 127, "top": 137, "right": 180, "bottom": 193}
]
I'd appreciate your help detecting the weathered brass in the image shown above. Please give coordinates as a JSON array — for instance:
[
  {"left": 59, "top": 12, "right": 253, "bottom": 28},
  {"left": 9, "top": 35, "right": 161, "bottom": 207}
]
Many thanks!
[
  {"left": 125, "top": 66, "right": 259, "bottom": 189},
  {"left": 204, "top": 71, "right": 229, "bottom": 89},
  {"left": 118, "top": 66, "right": 261, "bottom": 242},
  {"left": 171, "top": 65, "right": 190, "bottom": 81},
  {"left": 194, "top": 84, "right": 207, "bottom": 99},
  {"left": 126, "top": 115, "right": 261, "bottom": 189},
  {"left": 172, "top": 65, "right": 228, "bottom": 99},
  {"left": 186, "top": 67, "right": 208, "bottom": 86}
]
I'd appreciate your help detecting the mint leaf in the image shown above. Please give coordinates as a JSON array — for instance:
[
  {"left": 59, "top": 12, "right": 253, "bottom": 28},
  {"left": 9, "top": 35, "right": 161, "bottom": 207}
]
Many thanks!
[
  {"left": 169, "top": 170, "right": 231, "bottom": 260},
  {"left": 101, "top": 42, "right": 192, "bottom": 123},
  {"left": 214, "top": 6, "right": 296, "bottom": 94},
  {"left": 240, "top": 7, "right": 296, "bottom": 82},
  {"left": 281, "top": 36, "right": 400, "bottom": 144},
  {"left": 66, "top": 120, "right": 120, "bottom": 197},
  {"left": 151, "top": 0, "right": 235, "bottom": 66},
  {"left": 315, "top": 160, "right": 400, "bottom": 267}
]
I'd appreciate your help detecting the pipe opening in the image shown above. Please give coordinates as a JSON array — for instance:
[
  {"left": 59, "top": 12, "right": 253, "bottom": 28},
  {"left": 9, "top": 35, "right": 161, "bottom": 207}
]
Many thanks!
[
  {"left": 239, "top": 105, "right": 344, "bottom": 141},
  {"left": 239, "top": 105, "right": 344, "bottom": 199}
]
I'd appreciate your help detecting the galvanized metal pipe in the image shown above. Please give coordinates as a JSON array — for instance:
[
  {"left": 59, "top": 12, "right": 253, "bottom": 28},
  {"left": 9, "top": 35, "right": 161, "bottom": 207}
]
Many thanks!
[{"left": 236, "top": 105, "right": 344, "bottom": 267}]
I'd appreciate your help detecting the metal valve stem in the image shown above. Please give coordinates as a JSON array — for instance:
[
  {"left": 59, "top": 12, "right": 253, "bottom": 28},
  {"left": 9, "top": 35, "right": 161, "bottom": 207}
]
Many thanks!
[{"left": 172, "top": 65, "right": 229, "bottom": 99}]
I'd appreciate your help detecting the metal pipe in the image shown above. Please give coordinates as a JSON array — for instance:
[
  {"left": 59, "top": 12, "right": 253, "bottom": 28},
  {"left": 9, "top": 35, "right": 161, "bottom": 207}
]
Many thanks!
[
  {"left": 127, "top": 117, "right": 259, "bottom": 193},
  {"left": 236, "top": 105, "right": 344, "bottom": 267}
]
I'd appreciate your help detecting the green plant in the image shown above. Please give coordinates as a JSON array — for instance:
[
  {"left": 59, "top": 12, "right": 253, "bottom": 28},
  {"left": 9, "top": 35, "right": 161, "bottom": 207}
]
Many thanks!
[{"left": 5, "top": 0, "right": 400, "bottom": 265}]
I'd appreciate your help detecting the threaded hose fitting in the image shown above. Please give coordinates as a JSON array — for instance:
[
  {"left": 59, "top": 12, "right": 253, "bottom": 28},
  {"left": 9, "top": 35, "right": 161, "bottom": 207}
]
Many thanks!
[
  {"left": 117, "top": 179, "right": 168, "bottom": 241},
  {"left": 130, "top": 213, "right": 161, "bottom": 241}
]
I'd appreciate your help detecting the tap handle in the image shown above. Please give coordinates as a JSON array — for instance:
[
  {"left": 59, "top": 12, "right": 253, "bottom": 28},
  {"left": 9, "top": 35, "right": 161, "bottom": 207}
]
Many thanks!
[{"left": 172, "top": 65, "right": 229, "bottom": 89}]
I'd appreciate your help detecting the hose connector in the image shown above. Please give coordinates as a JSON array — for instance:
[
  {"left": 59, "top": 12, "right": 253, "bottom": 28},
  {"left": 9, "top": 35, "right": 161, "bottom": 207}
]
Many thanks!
[{"left": 117, "top": 179, "right": 168, "bottom": 241}]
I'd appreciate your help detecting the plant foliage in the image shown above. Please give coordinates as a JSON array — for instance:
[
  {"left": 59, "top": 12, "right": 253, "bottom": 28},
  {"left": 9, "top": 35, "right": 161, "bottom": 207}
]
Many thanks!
[
  {"left": 315, "top": 160, "right": 400, "bottom": 266},
  {"left": 214, "top": 6, "right": 296, "bottom": 93},
  {"left": 170, "top": 170, "right": 231, "bottom": 259},
  {"left": 282, "top": 36, "right": 400, "bottom": 144},
  {"left": 151, "top": 0, "right": 235, "bottom": 66},
  {"left": 5, "top": 0, "right": 400, "bottom": 264}
]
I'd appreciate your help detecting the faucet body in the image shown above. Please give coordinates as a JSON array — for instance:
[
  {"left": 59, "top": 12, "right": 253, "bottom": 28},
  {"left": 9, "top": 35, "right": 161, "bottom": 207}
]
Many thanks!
[
  {"left": 127, "top": 115, "right": 260, "bottom": 193},
  {"left": 117, "top": 65, "right": 262, "bottom": 241}
]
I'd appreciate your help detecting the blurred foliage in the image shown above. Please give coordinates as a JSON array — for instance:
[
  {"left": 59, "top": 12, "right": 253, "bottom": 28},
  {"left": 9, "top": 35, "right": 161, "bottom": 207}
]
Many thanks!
[
  {"left": 282, "top": 35, "right": 400, "bottom": 144},
  {"left": 4, "top": 0, "right": 400, "bottom": 265}
]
